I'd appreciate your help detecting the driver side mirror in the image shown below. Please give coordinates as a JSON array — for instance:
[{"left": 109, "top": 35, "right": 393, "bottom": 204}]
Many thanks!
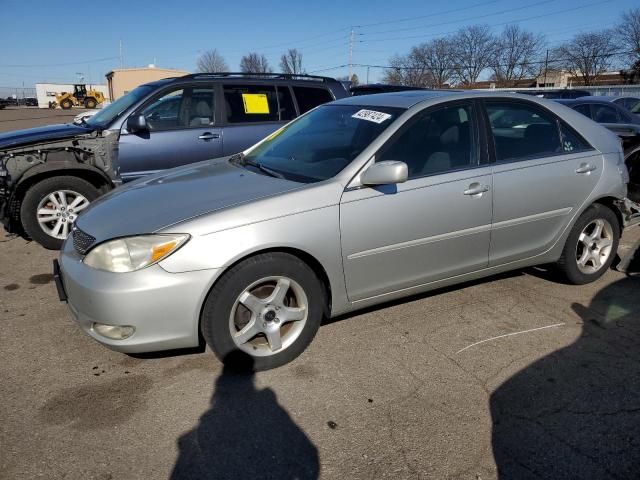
[
  {"left": 127, "top": 114, "right": 148, "bottom": 133},
  {"left": 361, "top": 160, "right": 408, "bottom": 186}
]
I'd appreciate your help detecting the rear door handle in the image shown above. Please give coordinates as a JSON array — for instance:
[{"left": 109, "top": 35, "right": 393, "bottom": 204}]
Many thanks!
[
  {"left": 575, "top": 163, "right": 597, "bottom": 174},
  {"left": 198, "top": 132, "right": 220, "bottom": 140},
  {"left": 463, "top": 183, "right": 490, "bottom": 196}
]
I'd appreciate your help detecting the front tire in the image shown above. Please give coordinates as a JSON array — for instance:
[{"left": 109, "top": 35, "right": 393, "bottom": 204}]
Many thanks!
[
  {"left": 201, "top": 252, "right": 325, "bottom": 371},
  {"left": 20, "top": 176, "right": 100, "bottom": 250},
  {"left": 557, "top": 204, "right": 620, "bottom": 284},
  {"left": 60, "top": 99, "right": 73, "bottom": 109},
  {"left": 84, "top": 97, "right": 97, "bottom": 109}
]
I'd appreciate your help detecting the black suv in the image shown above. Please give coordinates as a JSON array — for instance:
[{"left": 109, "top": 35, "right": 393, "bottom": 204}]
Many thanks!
[{"left": 0, "top": 73, "right": 348, "bottom": 248}]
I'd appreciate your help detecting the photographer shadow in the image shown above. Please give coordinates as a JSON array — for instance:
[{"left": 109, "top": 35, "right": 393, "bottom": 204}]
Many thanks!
[
  {"left": 171, "top": 351, "right": 319, "bottom": 480},
  {"left": 491, "top": 269, "right": 640, "bottom": 479}
]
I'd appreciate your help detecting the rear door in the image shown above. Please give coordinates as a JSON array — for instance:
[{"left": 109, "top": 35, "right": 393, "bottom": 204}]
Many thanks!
[
  {"left": 484, "top": 99, "right": 602, "bottom": 265},
  {"left": 220, "top": 83, "right": 296, "bottom": 156},
  {"left": 118, "top": 84, "right": 222, "bottom": 181}
]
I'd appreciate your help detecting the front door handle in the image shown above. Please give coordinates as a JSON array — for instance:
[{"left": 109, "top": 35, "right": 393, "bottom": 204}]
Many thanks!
[
  {"left": 463, "top": 183, "right": 490, "bottom": 196},
  {"left": 198, "top": 132, "right": 220, "bottom": 140},
  {"left": 575, "top": 163, "right": 597, "bottom": 174}
]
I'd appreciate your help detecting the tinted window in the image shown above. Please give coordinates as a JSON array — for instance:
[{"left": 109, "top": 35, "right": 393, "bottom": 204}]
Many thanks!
[
  {"left": 224, "top": 84, "right": 280, "bottom": 123},
  {"left": 559, "top": 123, "right": 591, "bottom": 153},
  {"left": 486, "top": 102, "right": 562, "bottom": 161},
  {"left": 573, "top": 104, "right": 592, "bottom": 118},
  {"left": 242, "top": 105, "right": 402, "bottom": 183},
  {"left": 139, "top": 86, "right": 215, "bottom": 131},
  {"left": 277, "top": 86, "right": 296, "bottom": 121},
  {"left": 378, "top": 103, "right": 474, "bottom": 178},
  {"left": 592, "top": 104, "right": 621, "bottom": 123},
  {"left": 293, "top": 87, "right": 333, "bottom": 114}
]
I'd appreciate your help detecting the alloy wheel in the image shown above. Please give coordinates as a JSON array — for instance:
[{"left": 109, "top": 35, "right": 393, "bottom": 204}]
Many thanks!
[
  {"left": 228, "top": 276, "right": 308, "bottom": 357},
  {"left": 576, "top": 218, "right": 614, "bottom": 275},
  {"left": 36, "top": 190, "right": 90, "bottom": 239}
]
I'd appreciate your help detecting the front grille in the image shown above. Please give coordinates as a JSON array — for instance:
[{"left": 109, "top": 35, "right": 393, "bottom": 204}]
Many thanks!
[{"left": 72, "top": 227, "right": 95, "bottom": 255}]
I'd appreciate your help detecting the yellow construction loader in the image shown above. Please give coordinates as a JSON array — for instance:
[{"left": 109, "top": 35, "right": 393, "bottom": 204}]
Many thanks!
[{"left": 48, "top": 84, "right": 106, "bottom": 109}]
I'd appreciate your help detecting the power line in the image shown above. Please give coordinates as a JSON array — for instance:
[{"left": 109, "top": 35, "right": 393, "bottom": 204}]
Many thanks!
[
  {"left": 354, "top": 0, "right": 504, "bottom": 28},
  {"left": 0, "top": 56, "right": 119, "bottom": 68},
  {"left": 358, "top": 0, "right": 613, "bottom": 43},
  {"left": 360, "top": 0, "right": 555, "bottom": 36}
]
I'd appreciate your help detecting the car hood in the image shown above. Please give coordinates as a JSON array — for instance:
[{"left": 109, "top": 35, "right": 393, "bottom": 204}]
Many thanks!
[
  {"left": 75, "top": 158, "right": 303, "bottom": 242},
  {"left": 0, "top": 123, "right": 94, "bottom": 149}
]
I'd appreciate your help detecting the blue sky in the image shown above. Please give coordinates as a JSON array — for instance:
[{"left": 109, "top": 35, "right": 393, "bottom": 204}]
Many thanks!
[{"left": 0, "top": 0, "right": 637, "bottom": 88}]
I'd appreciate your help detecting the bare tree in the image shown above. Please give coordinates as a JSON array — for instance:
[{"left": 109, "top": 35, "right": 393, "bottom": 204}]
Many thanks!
[
  {"left": 240, "top": 53, "right": 272, "bottom": 74},
  {"left": 196, "top": 49, "right": 229, "bottom": 73},
  {"left": 382, "top": 49, "right": 434, "bottom": 87},
  {"left": 279, "top": 49, "right": 304, "bottom": 75},
  {"left": 617, "top": 8, "right": 640, "bottom": 62},
  {"left": 491, "top": 25, "right": 546, "bottom": 86},
  {"left": 420, "top": 37, "right": 457, "bottom": 88},
  {"left": 452, "top": 25, "right": 497, "bottom": 86},
  {"left": 553, "top": 31, "right": 618, "bottom": 86}
]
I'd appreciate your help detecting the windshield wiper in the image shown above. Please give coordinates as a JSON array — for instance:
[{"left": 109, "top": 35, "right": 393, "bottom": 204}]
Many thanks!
[{"left": 230, "top": 153, "right": 285, "bottom": 179}]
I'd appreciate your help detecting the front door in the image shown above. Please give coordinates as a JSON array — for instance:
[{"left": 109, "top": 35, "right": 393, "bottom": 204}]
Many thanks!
[
  {"left": 340, "top": 101, "right": 493, "bottom": 301},
  {"left": 118, "top": 84, "right": 223, "bottom": 181}
]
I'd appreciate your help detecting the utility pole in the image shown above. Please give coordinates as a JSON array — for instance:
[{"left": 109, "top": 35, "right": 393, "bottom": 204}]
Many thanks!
[
  {"left": 119, "top": 39, "right": 124, "bottom": 69},
  {"left": 349, "top": 27, "right": 354, "bottom": 80},
  {"left": 543, "top": 49, "right": 549, "bottom": 87},
  {"left": 366, "top": 66, "right": 370, "bottom": 84}
]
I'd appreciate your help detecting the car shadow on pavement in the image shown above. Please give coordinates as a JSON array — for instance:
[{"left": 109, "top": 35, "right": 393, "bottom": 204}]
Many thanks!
[
  {"left": 170, "top": 351, "right": 320, "bottom": 480},
  {"left": 490, "top": 268, "right": 640, "bottom": 479}
]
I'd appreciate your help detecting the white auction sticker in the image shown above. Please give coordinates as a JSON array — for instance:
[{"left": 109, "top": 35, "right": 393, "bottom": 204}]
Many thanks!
[{"left": 351, "top": 109, "right": 392, "bottom": 124}]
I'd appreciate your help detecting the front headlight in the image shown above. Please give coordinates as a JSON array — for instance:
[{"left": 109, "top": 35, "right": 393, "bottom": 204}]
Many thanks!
[{"left": 83, "top": 234, "right": 189, "bottom": 272}]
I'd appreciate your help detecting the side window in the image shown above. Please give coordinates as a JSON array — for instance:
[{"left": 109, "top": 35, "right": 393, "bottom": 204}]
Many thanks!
[
  {"left": 187, "top": 88, "right": 215, "bottom": 127},
  {"left": 486, "top": 101, "right": 562, "bottom": 162},
  {"left": 378, "top": 103, "right": 475, "bottom": 179},
  {"left": 140, "top": 86, "right": 215, "bottom": 131},
  {"left": 141, "top": 88, "right": 184, "bottom": 131},
  {"left": 559, "top": 123, "right": 592, "bottom": 153},
  {"left": 573, "top": 104, "right": 592, "bottom": 118},
  {"left": 223, "top": 84, "right": 279, "bottom": 123},
  {"left": 592, "top": 104, "right": 621, "bottom": 124},
  {"left": 277, "top": 86, "right": 296, "bottom": 121},
  {"left": 292, "top": 87, "right": 333, "bottom": 114}
]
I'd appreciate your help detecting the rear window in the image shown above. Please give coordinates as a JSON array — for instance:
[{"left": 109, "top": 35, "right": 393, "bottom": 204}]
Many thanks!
[
  {"left": 224, "top": 84, "right": 281, "bottom": 123},
  {"left": 293, "top": 87, "right": 333, "bottom": 114}
]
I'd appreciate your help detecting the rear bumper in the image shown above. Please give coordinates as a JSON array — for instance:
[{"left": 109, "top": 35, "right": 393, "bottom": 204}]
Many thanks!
[{"left": 58, "top": 238, "right": 219, "bottom": 353}]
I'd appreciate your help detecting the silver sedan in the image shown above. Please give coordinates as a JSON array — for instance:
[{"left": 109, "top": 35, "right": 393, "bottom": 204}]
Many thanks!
[{"left": 56, "top": 91, "right": 636, "bottom": 370}]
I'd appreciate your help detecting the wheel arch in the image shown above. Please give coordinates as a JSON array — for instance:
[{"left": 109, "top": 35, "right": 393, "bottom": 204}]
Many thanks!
[
  {"left": 7, "top": 165, "right": 113, "bottom": 230},
  {"left": 591, "top": 196, "right": 624, "bottom": 232}
]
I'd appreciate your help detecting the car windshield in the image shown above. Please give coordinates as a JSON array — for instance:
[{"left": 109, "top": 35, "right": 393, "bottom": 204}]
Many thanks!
[
  {"left": 84, "top": 85, "right": 154, "bottom": 129},
  {"left": 241, "top": 104, "right": 403, "bottom": 183}
]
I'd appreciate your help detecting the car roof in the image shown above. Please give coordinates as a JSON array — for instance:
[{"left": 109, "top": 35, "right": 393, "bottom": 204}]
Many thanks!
[{"left": 332, "top": 90, "right": 562, "bottom": 109}]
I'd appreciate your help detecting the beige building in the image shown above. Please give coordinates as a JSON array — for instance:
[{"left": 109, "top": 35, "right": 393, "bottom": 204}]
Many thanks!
[{"left": 106, "top": 66, "right": 189, "bottom": 100}]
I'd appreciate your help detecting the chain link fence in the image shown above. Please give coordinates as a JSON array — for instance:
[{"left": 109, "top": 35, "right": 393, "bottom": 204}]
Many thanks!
[{"left": 0, "top": 86, "right": 38, "bottom": 104}]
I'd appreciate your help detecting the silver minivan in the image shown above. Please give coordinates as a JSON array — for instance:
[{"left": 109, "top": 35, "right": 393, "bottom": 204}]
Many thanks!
[{"left": 55, "top": 91, "right": 638, "bottom": 370}]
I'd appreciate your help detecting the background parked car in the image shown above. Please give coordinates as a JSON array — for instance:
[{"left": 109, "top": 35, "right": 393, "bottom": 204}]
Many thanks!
[
  {"left": 520, "top": 89, "right": 591, "bottom": 99},
  {"left": 0, "top": 73, "right": 349, "bottom": 249},
  {"left": 350, "top": 84, "right": 428, "bottom": 96}
]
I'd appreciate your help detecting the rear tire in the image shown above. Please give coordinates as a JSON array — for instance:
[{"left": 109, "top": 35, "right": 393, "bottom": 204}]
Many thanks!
[
  {"left": 557, "top": 204, "right": 620, "bottom": 285},
  {"left": 20, "top": 176, "right": 100, "bottom": 250},
  {"left": 84, "top": 98, "right": 97, "bottom": 109},
  {"left": 201, "top": 252, "right": 325, "bottom": 371}
]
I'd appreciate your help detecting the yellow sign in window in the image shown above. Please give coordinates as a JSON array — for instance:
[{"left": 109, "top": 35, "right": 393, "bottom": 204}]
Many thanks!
[{"left": 242, "top": 93, "right": 270, "bottom": 114}]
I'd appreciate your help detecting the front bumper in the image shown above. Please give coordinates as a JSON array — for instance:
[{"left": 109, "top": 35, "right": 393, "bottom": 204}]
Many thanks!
[{"left": 57, "top": 238, "right": 219, "bottom": 353}]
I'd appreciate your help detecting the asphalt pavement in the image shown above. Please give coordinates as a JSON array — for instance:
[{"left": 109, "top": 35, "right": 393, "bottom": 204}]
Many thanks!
[{"left": 1, "top": 108, "right": 640, "bottom": 479}]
